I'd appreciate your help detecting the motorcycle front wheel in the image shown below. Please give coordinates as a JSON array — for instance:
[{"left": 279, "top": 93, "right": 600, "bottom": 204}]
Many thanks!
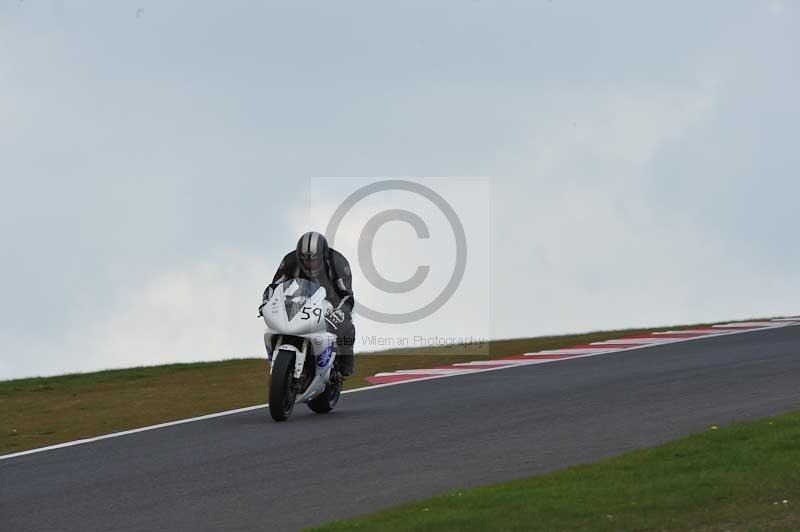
[{"left": 269, "top": 350, "right": 297, "bottom": 422}]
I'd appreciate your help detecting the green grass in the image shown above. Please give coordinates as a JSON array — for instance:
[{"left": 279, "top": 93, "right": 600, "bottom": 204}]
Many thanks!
[
  {"left": 0, "top": 359, "right": 253, "bottom": 395},
  {"left": 310, "top": 411, "right": 800, "bottom": 532},
  {"left": 0, "top": 317, "right": 785, "bottom": 455}
]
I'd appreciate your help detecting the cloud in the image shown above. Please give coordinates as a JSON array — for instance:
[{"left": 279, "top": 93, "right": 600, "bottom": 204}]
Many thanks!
[
  {"left": 3, "top": 251, "right": 272, "bottom": 379},
  {"left": 485, "top": 79, "right": 799, "bottom": 336},
  {"left": 1, "top": 2, "right": 798, "bottom": 378},
  {"left": 769, "top": 1, "right": 785, "bottom": 16},
  {"left": 83, "top": 251, "right": 271, "bottom": 366}
]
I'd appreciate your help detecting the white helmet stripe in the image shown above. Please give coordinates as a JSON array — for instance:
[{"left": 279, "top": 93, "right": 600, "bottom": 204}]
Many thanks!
[{"left": 309, "top": 231, "right": 320, "bottom": 254}]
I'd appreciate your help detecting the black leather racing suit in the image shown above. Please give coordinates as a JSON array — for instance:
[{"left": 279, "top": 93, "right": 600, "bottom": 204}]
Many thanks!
[{"left": 263, "top": 248, "right": 355, "bottom": 374}]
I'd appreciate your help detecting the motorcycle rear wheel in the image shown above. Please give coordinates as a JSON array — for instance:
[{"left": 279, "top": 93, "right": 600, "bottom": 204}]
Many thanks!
[
  {"left": 269, "top": 350, "right": 297, "bottom": 421},
  {"left": 307, "top": 380, "right": 341, "bottom": 414}
]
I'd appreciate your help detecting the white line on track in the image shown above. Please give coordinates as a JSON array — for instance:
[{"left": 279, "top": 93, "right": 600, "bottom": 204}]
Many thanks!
[
  {"left": 713, "top": 322, "right": 779, "bottom": 328},
  {"left": 452, "top": 360, "right": 539, "bottom": 366},
  {"left": 1, "top": 321, "right": 798, "bottom": 463},
  {"left": 391, "top": 368, "right": 477, "bottom": 375},
  {"left": 590, "top": 338, "right": 673, "bottom": 345},
  {"left": 529, "top": 348, "right": 614, "bottom": 355},
  {"left": 651, "top": 330, "right": 726, "bottom": 335}
]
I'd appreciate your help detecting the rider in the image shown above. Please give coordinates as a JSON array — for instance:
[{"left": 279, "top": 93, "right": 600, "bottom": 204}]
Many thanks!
[{"left": 261, "top": 231, "right": 355, "bottom": 380}]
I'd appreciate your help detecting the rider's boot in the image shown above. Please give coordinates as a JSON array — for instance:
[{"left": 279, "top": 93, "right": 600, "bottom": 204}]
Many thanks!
[{"left": 333, "top": 344, "right": 354, "bottom": 381}]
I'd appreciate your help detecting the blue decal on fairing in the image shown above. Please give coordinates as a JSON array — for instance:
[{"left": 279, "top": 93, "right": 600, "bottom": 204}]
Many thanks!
[{"left": 317, "top": 345, "right": 333, "bottom": 368}]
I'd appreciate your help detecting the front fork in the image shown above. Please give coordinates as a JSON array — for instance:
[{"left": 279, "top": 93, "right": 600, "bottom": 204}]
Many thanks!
[{"left": 265, "top": 333, "right": 310, "bottom": 381}]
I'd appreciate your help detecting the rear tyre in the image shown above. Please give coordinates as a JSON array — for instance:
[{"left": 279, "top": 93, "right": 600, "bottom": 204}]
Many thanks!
[
  {"left": 307, "top": 380, "right": 341, "bottom": 414},
  {"left": 269, "top": 350, "right": 297, "bottom": 422}
]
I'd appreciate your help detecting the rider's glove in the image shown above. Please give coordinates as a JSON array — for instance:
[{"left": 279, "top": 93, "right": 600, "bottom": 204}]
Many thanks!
[
  {"left": 329, "top": 309, "right": 345, "bottom": 325},
  {"left": 265, "top": 283, "right": 278, "bottom": 300}
]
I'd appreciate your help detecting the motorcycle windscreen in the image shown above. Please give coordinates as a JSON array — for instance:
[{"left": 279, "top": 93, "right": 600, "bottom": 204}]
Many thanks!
[{"left": 282, "top": 278, "right": 325, "bottom": 320}]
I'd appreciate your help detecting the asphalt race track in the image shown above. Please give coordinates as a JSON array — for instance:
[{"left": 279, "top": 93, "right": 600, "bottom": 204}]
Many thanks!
[{"left": 2, "top": 325, "right": 799, "bottom": 531}]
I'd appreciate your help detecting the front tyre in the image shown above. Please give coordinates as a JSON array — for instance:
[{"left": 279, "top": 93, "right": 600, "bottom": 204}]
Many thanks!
[
  {"left": 308, "top": 380, "right": 341, "bottom": 414},
  {"left": 269, "top": 350, "right": 297, "bottom": 421}
]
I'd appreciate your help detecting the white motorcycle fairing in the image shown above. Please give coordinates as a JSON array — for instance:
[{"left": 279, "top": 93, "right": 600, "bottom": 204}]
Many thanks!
[{"left": 262, "top": 279, "right": 338, "bottom": 404}]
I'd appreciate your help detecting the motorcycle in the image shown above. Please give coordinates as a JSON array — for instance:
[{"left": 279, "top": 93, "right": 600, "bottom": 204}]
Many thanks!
[{"left": 260, "top": 278, "right": 341, "bottom": 421}]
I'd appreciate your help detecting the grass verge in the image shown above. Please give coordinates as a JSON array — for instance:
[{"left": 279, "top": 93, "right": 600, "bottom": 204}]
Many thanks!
[
  {"left": 309, "top": 410, "right": 800, "bottom": 532},
  {"left": 0, "top": 318, "right": 777, "bottom": 455}
]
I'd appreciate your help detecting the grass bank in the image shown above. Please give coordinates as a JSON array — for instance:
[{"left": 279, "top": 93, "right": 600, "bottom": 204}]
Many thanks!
[
  {"left": 0, "top": 319, "right": 768, "bottom": 455},
  {"left": 310, "top": 410, "right": 800, "bottom": 532}
]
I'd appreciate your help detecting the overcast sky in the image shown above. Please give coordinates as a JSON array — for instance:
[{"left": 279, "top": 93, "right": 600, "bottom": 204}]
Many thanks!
[{"left": 2, "top": 1, "right": 798, "bottom": 379}]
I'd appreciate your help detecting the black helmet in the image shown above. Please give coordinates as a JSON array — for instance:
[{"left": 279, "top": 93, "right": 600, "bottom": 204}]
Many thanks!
[{"left": 296, "top": 231, "right": 329, "bottom": 276}]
